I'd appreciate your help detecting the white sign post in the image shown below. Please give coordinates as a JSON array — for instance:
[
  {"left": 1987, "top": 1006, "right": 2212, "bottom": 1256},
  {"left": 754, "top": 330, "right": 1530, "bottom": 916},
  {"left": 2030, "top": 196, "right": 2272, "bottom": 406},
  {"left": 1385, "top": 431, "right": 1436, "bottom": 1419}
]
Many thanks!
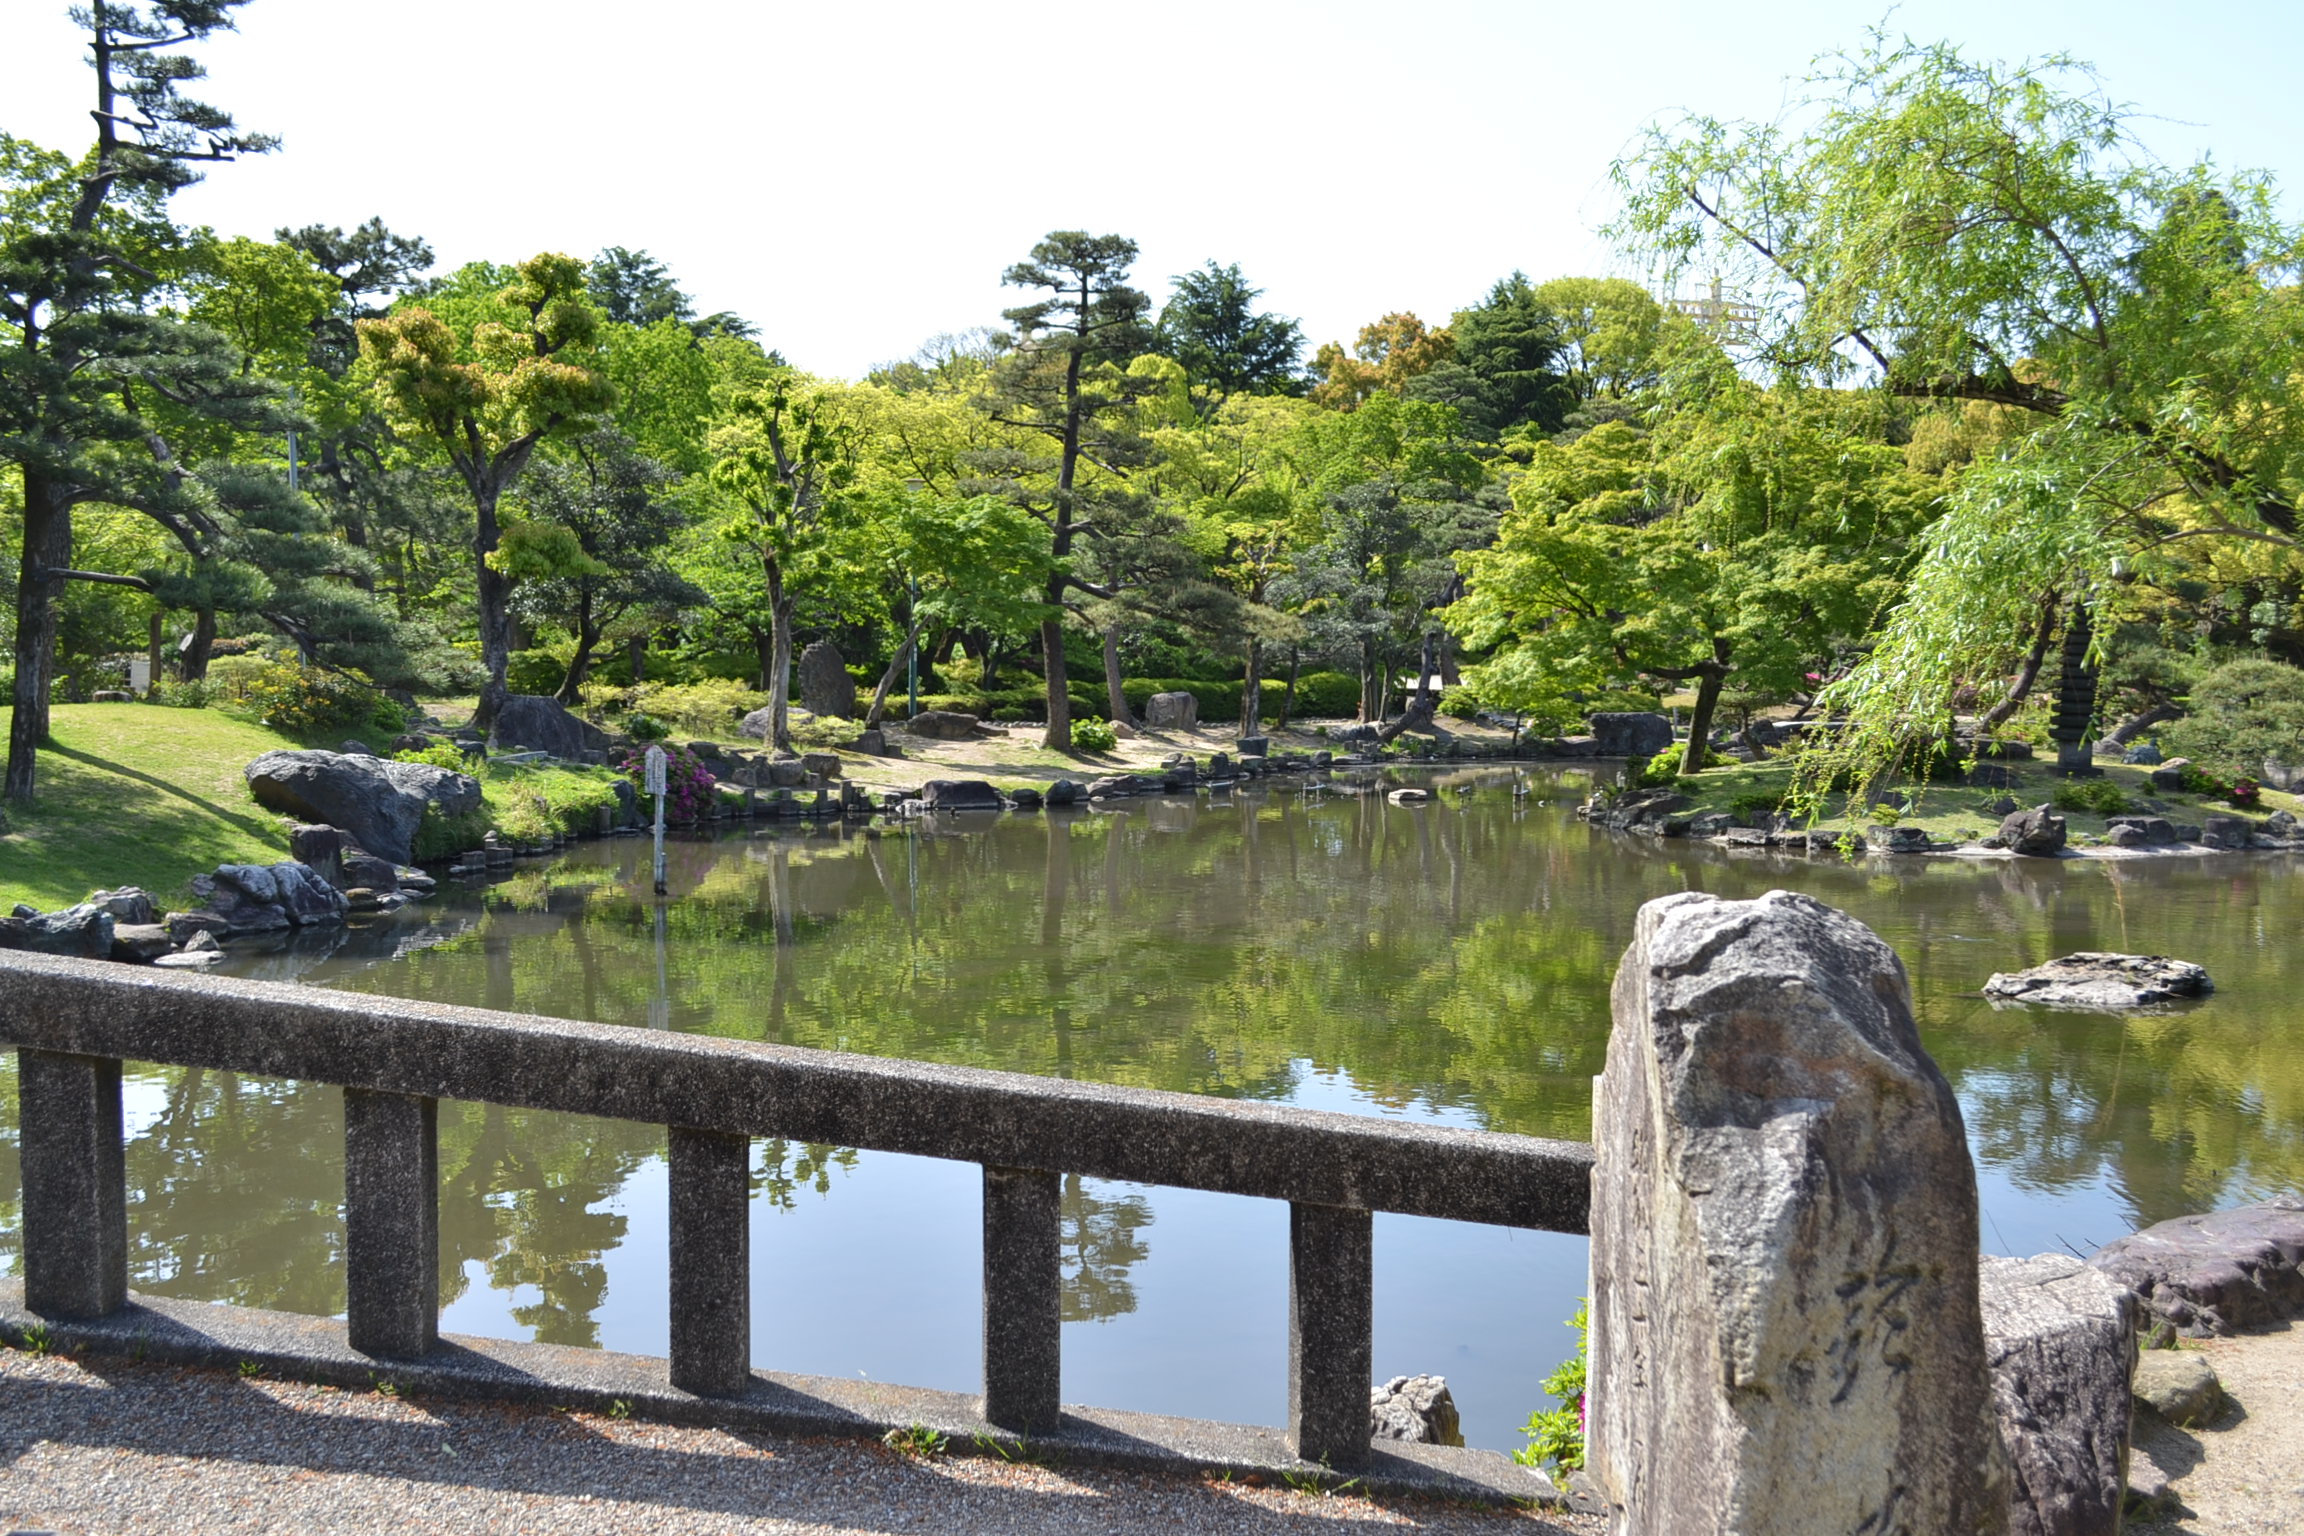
[{"left": 643, "top": 744, "right": 669, "bottom": 896}]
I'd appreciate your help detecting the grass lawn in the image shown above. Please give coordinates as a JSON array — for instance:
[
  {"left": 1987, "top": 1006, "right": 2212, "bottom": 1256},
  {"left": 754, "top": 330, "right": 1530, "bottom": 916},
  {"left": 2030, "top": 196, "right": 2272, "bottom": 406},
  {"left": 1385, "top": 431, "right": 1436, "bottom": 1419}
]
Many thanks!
[{"left": 0, "top": 704, "right": 300, "bottom": 913}]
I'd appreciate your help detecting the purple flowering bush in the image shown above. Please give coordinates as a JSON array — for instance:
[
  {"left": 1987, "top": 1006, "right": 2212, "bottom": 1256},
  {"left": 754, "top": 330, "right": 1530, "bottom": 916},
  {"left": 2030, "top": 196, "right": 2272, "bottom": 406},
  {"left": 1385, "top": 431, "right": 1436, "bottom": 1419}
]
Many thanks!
[{"left": 615, "top": 744, "right": 719, "bottom": 822}]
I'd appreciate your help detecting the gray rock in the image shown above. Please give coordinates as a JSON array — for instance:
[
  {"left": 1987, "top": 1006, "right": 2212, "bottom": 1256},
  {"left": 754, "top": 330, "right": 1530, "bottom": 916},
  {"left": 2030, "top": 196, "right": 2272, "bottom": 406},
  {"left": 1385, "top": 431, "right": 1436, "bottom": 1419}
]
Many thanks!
[
  {"left": 1145, "top": 691, "right": 1199, "bottom": 730},
  {"left": 920, "top": 779, "right": 1002, "bottom": 812},
  {"left": 1969, "top": 763, "right": 2025, "bottom": 789},
  {"left": 762, "top": 756, "right": 808, "bottom": 789},
  {"left": 800, "top": 752, "right": 842, "bottom": 780},
  {"left": 1586, "top": 711, "right": 1672, "bottom": 758},
  {"left": 2125, "top": 1446, "right": 2179, "bottom": 1522},
  {"left": 1980, "top": 1253, "right": 2137, "bottom": 1536},
  {"left": 2263, "top": 756, "right": 2304, "bottom": 793},
  {"left": 2143, "top": 760, "right": 2188, "bottom": 793},
  {"left": 189, "top": 861, "right": 348, "bottom": 931},
  {"left": 1552, "top": 734, "right": 1602, "bottom": 757},
  {"left": 797, "top": 639, "right": 857, "bottom": 719},
  {"left": 388, "top": 733, "right": 434, "bottom": 756},
  {"left": 905, "top": 709, "right": 981, "bottom": 741},
  {"left": 1999, "top": 805, "right": 2068, "bottom": 856},
  {"left": 338, "top": 738, "right": 376, "bottom": 757},
  {"left": 1236, "top": 735, "right": 1269, "bottom": 758},
  {"left": 2104, "top": 823, "right": 2148, "bottom": 848},
  {"left": 1368, "top": 1374, "right": 1464, "bottom": 1446},
  {"left": 2199, "top": 813, "right": 2253, "bottom": 850},
  {"left": 737, "top": 706, "right": 776, "bottom": 742},
  {"left": 2089, "top": 1197, "right": 2304, "bottom": 1337},
  {"left": 1044, "top": 779, "right": 1081, "bottom": 807},
  {"left": 245, "top": 750, "right": 482, "bottom": 866},
  {"left": 848, "top": 727, "right": 894, "bottom": 757},
  {"left": 1689, "top": 812, "right": 1735, "bottom": 837},
  {"left": 340, "top": 850, "right": 400, "bottom": 894},
  {"left": 2104, "top": 815, "right": 2177, "bottom": 846},
  {"left": 109, "top": 923, "right": 176, "bottom": 963},
  {"left": 0, "top": 903, "right": 115, "bottom": 959},
  {"left": 1870, "top": 824, "right": 1932, "bottom": 853},
  {"left": 288, "top": 823, "right": 349, "bottom": 887},
  {"left": 489, "top": 694, "right": 610, "bottom": 758},
  {"left": 2123, "top": 743, "right": 2164, "bottom": 765},
  {"left": 1983, "top": 953, "right": 2213, "bottom": 1011},
  {"left": 181, "top": 928, "right": 221, "bottom": 953},
  {"left": 1387, "top": 787, "right": 1431, "bottom": 805},
  {"left": 86, "top": 886, "right": 156, "bottom": 926},
  {"left": 1007, "top": 786, "right": 1043, "bottom": 810},
  {"left": 1330, "top": 723, "right": 1379, "bottom": 745},
  {"left": 2269, "top": 808, "right": 2298, "bottom": 836},
  {"left": 2131, "top": 1350, "right": 2221, "bottom": 1426},
  {"left": 153, "top": 949, "right": 224, "bottom": 970},
  {"left": 1985, "top": 795, "right": 2022, "bottom": 816},
  {"left": 1086, "top": 776, "right": 1133, "bottom": 799},
  {"left": 1588, "top": 889, "right": 2008, "bottom": 1535}
]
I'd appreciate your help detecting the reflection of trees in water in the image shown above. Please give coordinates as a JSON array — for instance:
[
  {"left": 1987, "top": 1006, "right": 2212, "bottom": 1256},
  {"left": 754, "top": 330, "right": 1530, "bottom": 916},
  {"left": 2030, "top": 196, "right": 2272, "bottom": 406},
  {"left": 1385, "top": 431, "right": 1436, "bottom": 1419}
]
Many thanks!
[
  {"left": 1060, "top": 1174, "right": 1153, "bottom": 1322},
  {"left": 436, "top": 1101, "right": 661, "bottom": 1348},
  {"left": 752, "top": 1139, "right": 856, "bottom": 1210},
  {"left": 123, "top": 1070, "right": 346, "bottom": 1314}
]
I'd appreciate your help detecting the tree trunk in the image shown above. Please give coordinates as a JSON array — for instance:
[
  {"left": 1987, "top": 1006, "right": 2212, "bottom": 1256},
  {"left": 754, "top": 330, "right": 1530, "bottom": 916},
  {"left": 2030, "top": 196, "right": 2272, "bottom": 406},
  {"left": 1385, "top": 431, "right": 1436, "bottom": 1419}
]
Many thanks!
[
  {"left": 1678, "top": 658, "right": 1731, "bottom": 782},
  {"left": 2103, "top": 702, "right": 2181, "bottom": 750},
  {"left": 864, "top": 628, "right": 917, "bottom": 726},
  {"left": 628, "top": 632, "right": 647, "bottom": 684},
  {"left": 472, "top": 483, "right": 514, "bottom": 731},
  {"left": 1976, "top": 595, "right": 2059, "bottom": 737},
  {"left": 1239, "top": 637, "right": 1262, "bottom": 737},
  {"left": 2049, "top": 605, "right": 2098, "bottom": 773},
  {"left": 1278, "top": 645, "right": 1301, "bottom": 729},
  {"left": 1102, "top": 627, "right": 1135, "bottom": 728},
  {"left": 765, "top": 558, "right": 796, "bottom": 754},
  {"left": 145, "top": 612, "right": 163, "bottom": 700},
  {"left": 1358, "top": 640, "right": 1379, "bottom": 723},
  {"left": 555, "top": 612, "right": 600, "bottom": 704},
  {"left": 1039, "top": 616, "right": 1072, "bottom": 750},
  {"left": 6, "top": 474, "right": 69, "bottom": 801},
  {"left": 183, "top": 607, "right": 217, "bottom": 681},
  {"left": 753, "top": 626, "right": 776, "bottom": 692}
]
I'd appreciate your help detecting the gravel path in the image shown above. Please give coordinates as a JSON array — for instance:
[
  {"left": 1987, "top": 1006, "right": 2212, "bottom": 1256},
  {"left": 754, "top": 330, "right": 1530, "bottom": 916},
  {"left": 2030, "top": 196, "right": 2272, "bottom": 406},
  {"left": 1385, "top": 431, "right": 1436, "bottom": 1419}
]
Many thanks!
[
  {"left": 2133, "top": 1324, "right": 2304, "bottom": 1535},
  {"left": 0, "top": 1349, "right": 1598, "bottom": 1535}
]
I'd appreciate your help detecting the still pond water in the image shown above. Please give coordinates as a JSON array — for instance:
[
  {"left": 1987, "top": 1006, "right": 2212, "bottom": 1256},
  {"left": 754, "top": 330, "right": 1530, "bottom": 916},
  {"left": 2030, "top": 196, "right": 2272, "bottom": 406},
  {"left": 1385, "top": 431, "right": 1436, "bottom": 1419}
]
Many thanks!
[{"left": 4, "top": 764, "right": 2301, "bottom": 1452}]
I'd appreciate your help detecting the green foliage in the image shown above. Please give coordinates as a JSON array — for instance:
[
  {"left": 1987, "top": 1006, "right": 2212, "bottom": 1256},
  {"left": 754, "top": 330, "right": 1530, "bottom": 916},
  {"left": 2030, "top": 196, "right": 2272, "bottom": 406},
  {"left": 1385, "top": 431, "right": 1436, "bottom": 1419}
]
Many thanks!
[
  {"left": 412, "top": 802, "right": 493, "bottom": 861},
  {"left": 151, "top": 679, "right": 214, "bottom": 709},
  {"left": 393, "top": 740, "right": 470, "bottom": 772},
  {"left": 1514, "top": 1302, "right": 1588, "bottom": 1473},
  {"left": 628, "top": 679, "right": 764, "bottom": 737},
  {"left": 484, "top": 764, "right": 626, "bottom": 844},
  {"left": 623, "top": 712, "right": 671, "bottom": 742},
  {"left": 224, "top": 662, "right": 403, "bottom": 741},
  {"left": 2051, "top": 778, "right": 2132, "bottom": 816},
  {"left": 2163, "top": 661, "right": 2304, "bottom": 783},
  {"left": 1636, "top": 740, "right": 1718, "bottom": 785},
  {"left": 1071, "top": 718, "right": 1119, "bottom": 752}
]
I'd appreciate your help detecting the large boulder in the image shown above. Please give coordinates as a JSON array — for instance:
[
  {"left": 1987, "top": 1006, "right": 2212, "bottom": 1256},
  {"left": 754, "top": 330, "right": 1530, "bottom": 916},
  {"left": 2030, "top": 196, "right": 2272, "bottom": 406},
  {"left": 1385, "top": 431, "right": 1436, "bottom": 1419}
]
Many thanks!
[
  {"left": 904, "top": 709, "right": 981, "bottom": 741},
  {"left": 1368, "top": 1375, "right": 1463, "bottom": 1447},
  {"left": 1588, "top": 889, "right": 2007, "bottom": 1535},
  {"left": 188, "top": 862, "right": 348, "bottom": 932},
  {"left": 0, "top": 903, "right": 115, "bottom": 959},
  {"left": 1144, "top": 691, "right": 1199, "bottom": 731},
  {"left": 245, "top": 750, "right": 482, "bottom": 866},
  {"left": 1983, "top": 953, "right": 2213, "bottom": 1011},
  {"left": 2131, "top": 1351, "right": 2221, "bottom": 1426},
  {"left": 797, "top": 640, "right": 857, "bottom": 719},
  {"left": 737, "top": 706, "right": 776, "bottom": 742},
  {"left": 1998, "top": 805, "right": 2068, "bottom": 857},
  {"left": 488, "top": 694, "right": 610, "bottom": 758},
  {"left": 1980, "top": 1253, "right": 2137, "bottom": 1536},
  {"left": 1587, "top": 711, "right": 1673, "bottom": 759},
  {"left": 2088, "top": 1197, "right": 2304, "bottom": 1337},
  {"left": 920, "top": 779, "right": 1002, "bottom": 812}
]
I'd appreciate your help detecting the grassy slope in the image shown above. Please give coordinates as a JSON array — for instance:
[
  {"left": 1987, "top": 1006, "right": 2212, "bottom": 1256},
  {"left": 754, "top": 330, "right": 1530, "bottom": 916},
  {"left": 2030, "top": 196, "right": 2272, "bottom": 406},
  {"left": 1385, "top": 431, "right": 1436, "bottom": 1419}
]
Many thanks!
[{"left": 0, "top": 705, "right": 299, "bottom": 912}]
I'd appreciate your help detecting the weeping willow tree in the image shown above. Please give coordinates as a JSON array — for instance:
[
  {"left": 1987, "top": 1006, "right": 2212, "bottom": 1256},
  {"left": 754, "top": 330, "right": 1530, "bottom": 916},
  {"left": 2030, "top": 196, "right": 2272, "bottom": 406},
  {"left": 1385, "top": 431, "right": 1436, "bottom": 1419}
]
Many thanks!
[{"left": 1611, "top": 34, "right": 2304, "bottom": 806}]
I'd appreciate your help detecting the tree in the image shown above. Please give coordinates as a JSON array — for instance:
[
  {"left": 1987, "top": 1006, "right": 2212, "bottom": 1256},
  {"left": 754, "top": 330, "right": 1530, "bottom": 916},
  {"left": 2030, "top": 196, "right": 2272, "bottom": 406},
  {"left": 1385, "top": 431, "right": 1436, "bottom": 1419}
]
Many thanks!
[
  {"left": 1156, "top": 261, "right": 1305, "bottom": 409},
  {"left": 1449, "top": 388, "right": 1931, "bottom": 776},
  {"left": 1, "top": 0, "right": 276, "bottom": 801},
  {"left": 587, "top": 246, "right": 754, "bottom": 340},
  {"left": 357, "top": 254, "right": 614, "bottom": 728},
  {"left": 981, "top": 231, "right": 1154, "bottom": 749},
  {"left": 704, "top": 369, "right": 862, "bottom": 752},
  {"left": 1409, "top": 273, "right": 1572, "bottom": 440},
  {"left": 1308, "top": 312, "right": 1453, "bottom": 410},
  {"left": 1613, "top": 36, "right": 2304, "bottom": 780},
  {"left": 1532, "top": 277, "right": 1669, "bottom": 404},
  {"left": 508, "top": 429, "right": 700, "bottom": 701}
]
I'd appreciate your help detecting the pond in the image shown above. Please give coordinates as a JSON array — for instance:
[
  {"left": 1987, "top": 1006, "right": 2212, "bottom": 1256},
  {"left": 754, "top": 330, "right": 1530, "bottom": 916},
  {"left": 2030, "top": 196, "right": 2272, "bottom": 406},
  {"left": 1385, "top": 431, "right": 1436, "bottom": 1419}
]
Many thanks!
[{"left": 3, "top": 764, "right": 2300, "bottom": 1453}]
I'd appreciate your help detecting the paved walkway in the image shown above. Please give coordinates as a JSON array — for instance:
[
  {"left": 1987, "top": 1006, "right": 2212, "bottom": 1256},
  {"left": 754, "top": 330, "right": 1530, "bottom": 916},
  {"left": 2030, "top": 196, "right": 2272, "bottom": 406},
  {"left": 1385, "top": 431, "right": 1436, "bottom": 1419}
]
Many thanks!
[
  {"left": 0, "top": 1350, "right": 1594, "bottom": 1535},
  {"left": 2134, "top": 1324, "right": 2304, "bottom": 1535}
]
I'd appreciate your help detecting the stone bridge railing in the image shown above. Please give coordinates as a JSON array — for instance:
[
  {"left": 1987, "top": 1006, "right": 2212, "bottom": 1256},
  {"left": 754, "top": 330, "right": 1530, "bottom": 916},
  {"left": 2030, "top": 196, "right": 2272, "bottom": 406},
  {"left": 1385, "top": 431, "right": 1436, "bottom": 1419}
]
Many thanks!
[{"left": 0, "top": 951, "right": 1593, "bottom": 1478}]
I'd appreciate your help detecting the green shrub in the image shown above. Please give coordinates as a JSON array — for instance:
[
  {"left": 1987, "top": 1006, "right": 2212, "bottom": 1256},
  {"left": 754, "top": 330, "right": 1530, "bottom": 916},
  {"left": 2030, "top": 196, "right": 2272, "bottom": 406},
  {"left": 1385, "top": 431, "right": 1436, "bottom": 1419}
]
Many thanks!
[
  {"left": 2051, "top": 778, "right": 2131, "bottom": 815},
  {"left": 203, "top": 654, "right": 271, "bottom": 699},
  {"left": 2163, "top": 659, "right": 2304, "bottom": 783},
  {"left": 227, "top": 662, "right": 398, "bottom": 739},
  {"left": 1635, "top": 740, "right": 1718, "bottom": 785},
  {"left": 1514, "top": 1302, "right": 1588, "bottom": 1473},
  {"left": 1281, "top": 671, "right": 1360, "bottom": 718},
  {"left": 1437, "top": 688, "right": 1482, "bottom": 720},
  {"left": 152, "top": 679, "right": 214, "bottom": 709},
  {"left": 1071, "top": 718, "right": 1118, "bottom": 752},
  {"left": 412, "top": 802, "right": 492, "bottom": 860},
  {"left": 393, "top": 739, "right": 470, "bottom": 771},
  {"left": 623, "top": 711, "right": 671, "bottom": 742},
  {"left": 487, "top": 764, "right": 627, "bottom": 841},
  {"left": 639, "top": 678, "right": 764, "bottom": 736},
  {"left": 506, "top": 648, "right": 569, "bottom": 696},
  {"left": 1729, "top": 789, "right": 1783, "bottom": 819}
]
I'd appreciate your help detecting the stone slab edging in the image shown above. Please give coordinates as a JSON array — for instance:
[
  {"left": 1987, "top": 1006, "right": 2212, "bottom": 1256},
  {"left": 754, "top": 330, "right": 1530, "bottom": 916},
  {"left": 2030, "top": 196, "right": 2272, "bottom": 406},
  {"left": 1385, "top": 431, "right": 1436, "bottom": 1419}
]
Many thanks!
[
  {"left": 0, "top": 1283, "right": 1566, "bottom": 1508},
  {"left": 0, "top": 953, "right": 1594, "bottom": 1233}
]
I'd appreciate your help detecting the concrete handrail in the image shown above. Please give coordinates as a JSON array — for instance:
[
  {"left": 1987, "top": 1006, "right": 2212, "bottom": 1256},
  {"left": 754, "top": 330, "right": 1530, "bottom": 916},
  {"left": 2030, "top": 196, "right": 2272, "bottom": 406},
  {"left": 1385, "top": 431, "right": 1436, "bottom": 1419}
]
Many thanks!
[{"left": 0, "top": 950, "right": 1593, "bottom": 1470}]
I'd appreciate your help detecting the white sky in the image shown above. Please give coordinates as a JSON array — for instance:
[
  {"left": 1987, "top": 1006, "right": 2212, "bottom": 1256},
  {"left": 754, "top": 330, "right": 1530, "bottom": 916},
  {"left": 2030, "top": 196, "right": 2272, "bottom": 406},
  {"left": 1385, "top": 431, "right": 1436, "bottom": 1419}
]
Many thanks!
[{"left": 5, "top": 0, "right": 2301, "bottom": 379}]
